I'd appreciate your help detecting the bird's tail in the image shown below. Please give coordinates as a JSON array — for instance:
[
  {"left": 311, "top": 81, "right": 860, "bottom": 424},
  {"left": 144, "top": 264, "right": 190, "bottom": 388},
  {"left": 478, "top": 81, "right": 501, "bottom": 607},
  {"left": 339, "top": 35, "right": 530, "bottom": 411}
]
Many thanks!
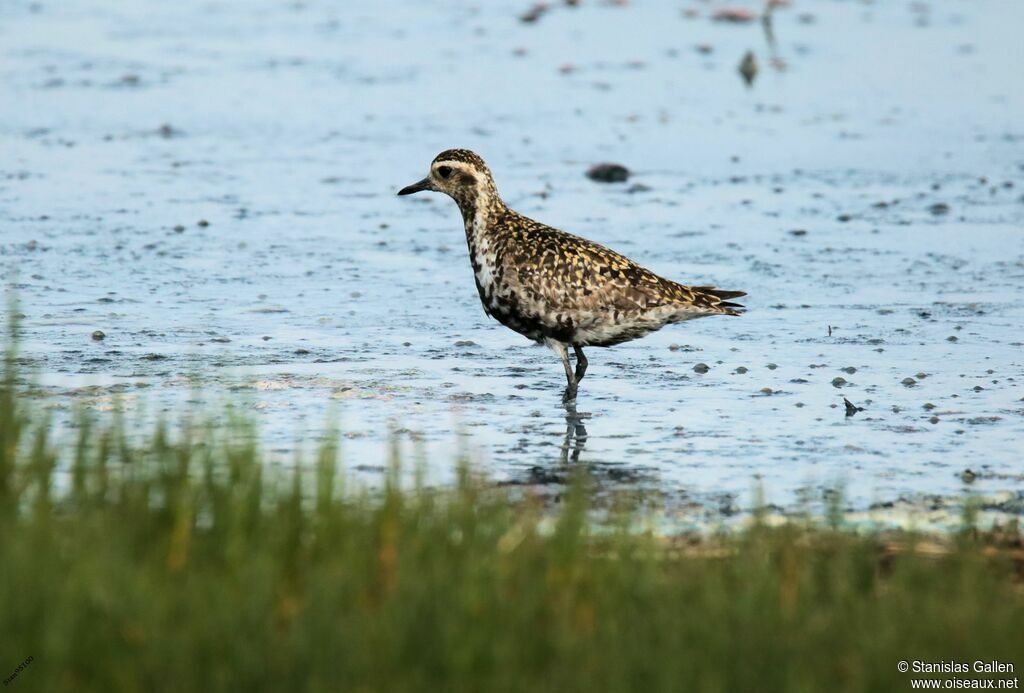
[{"left": 693, "top": 286, "right": 747, "bottom": 316}]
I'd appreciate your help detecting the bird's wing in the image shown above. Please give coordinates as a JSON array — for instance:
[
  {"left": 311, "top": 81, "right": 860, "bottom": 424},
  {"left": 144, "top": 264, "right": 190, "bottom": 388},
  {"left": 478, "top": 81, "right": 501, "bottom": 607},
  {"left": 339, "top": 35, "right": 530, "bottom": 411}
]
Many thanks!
[{"left": 499, "top": 216, "right": 743, "bottom": 318}]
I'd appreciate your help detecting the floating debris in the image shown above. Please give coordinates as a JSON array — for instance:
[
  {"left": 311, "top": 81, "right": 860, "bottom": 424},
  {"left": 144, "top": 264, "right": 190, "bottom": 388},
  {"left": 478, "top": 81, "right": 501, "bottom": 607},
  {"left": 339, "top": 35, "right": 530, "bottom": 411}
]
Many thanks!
[
  {"left": 586, "top": 163, "right": 630, "bottom": 183},
  {"left": 519, "top": 3, "right": 549, "bottom": 23},
  {"left": 714, "top": 7, "right": 756, "bottom": 23},
  {"left": 157, "top": 123, "right": 180, "bottom": 139},
  {"left": 738, "top": 51, "right": 758, "bottom": 86},
  {"left": 843, "top": 398, "right": 865, "bottom": 417}
]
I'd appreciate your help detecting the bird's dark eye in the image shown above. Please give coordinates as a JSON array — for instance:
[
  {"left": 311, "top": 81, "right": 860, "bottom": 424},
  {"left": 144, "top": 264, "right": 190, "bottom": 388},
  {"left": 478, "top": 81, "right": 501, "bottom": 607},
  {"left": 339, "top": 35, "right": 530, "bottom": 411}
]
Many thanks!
[{"left": 437, "top": 165, "right": 452, "bottom": 179}]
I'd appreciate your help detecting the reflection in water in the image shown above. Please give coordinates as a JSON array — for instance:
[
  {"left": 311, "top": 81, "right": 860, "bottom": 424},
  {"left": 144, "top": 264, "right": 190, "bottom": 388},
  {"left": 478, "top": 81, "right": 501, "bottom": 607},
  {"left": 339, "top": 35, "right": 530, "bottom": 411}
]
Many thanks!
[{"left": 559, "top": 401, "right": 589, "bottom": 465}]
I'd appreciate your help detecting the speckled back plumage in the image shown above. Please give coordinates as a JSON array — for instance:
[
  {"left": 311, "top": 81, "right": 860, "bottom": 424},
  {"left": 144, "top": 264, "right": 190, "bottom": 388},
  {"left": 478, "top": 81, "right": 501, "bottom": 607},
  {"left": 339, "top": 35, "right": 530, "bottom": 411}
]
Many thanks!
[{"left": 423, "top": 149, "right": 745, "bottom": 348}]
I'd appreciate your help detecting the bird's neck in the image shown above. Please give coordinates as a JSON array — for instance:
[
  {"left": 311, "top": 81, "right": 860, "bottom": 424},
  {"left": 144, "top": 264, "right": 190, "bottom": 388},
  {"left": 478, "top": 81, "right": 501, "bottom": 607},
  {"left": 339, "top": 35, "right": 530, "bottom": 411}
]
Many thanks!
[{"left": 455, "top": 186, "right": 506, "bottom": 248}]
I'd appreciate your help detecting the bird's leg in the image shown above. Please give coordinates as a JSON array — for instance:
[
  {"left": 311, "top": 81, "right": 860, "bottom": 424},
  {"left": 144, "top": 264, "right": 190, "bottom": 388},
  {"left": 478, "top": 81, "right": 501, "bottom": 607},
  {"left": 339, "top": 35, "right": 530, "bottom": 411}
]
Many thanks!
[
  {"left": 553, "top": 341, "right": 577, "bottom": 402},
  {"left": 572, "top": 345, "right": 588, "bottom": 382}
]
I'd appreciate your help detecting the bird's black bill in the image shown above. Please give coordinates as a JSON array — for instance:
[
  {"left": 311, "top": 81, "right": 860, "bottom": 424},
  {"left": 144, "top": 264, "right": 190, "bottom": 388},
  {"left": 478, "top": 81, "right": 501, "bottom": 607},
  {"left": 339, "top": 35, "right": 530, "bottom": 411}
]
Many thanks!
[{"left": 397, "top": 177, "right": 432, "bottom": 196}]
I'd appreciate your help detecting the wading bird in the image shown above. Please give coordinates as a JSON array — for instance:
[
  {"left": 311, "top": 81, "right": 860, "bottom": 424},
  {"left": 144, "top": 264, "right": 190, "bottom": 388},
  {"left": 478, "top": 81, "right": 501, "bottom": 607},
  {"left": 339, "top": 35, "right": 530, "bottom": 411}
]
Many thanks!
[{"left": 398, "top": 149, "right": 745, "bottom": 402}]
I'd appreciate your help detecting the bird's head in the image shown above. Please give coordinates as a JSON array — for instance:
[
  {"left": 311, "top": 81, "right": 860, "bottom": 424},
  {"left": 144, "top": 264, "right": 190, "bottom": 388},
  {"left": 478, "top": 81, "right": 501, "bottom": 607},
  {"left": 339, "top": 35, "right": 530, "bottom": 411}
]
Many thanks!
[{"left": 397, "top": 149, "right": 497, "bottom": 207}]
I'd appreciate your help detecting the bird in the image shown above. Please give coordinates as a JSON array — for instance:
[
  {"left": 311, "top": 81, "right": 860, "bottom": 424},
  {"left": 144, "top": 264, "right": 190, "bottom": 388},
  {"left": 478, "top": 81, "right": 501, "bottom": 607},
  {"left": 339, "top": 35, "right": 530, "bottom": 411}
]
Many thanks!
[{"left": 397, "top": 149, "right": 746, "bottom": 403}]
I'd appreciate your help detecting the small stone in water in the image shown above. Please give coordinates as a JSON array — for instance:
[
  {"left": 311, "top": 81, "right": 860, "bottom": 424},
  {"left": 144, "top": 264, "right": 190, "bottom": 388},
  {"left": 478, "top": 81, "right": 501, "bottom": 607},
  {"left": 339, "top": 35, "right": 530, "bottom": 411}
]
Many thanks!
[
  {"left": 91, "top": 330, "right": 105, "bottom": 341},
  {"left": 693, "top": 362, "right": 709, "bottom": 374},
  {"left": 586, "top": 163, "right": 630, "bottom": 183},
  {"left": 197, "top": 219, "right": 210, "bottom": 227},
  {"left": 902, "top": 377, "right": 916, "bottom": 386},
  {"left": 831, "top": 377, "right": 847, "bottom": 388}
]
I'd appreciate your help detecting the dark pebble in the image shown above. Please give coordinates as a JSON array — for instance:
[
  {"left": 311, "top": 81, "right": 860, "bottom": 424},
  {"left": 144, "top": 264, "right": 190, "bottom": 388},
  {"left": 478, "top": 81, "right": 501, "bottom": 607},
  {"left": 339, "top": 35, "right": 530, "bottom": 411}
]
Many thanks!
[
  {"left": 586, "top": 163, "right": 630, "bottom": 183},
  {"left": 693, "top": 362, "right": 709, "bottom": 374},
  {"left": 91, "top": 330, "right": 105, "bottom": 341}
]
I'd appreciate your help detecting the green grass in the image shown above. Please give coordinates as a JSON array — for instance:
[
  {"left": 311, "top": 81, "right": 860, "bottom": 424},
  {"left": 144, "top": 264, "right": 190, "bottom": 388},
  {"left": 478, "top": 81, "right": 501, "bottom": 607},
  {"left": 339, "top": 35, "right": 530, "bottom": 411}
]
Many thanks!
[{"left": 1, "top": 335, "right": 1022, "bottom": 692}]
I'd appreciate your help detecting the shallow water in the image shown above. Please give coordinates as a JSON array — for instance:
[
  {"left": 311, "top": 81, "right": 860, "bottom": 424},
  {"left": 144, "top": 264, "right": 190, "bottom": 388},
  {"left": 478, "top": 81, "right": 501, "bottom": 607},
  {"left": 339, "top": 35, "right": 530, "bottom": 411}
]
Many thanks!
[{"left": 2, "top": 0, "right": 1023, "bottom": 528}]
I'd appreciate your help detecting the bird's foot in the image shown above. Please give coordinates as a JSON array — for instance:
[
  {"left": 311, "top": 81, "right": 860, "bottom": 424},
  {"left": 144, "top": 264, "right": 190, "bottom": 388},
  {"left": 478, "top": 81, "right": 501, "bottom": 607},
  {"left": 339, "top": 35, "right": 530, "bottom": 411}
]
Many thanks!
[{"left": 562, "top": 384, "right": 578, "bottom": 404}]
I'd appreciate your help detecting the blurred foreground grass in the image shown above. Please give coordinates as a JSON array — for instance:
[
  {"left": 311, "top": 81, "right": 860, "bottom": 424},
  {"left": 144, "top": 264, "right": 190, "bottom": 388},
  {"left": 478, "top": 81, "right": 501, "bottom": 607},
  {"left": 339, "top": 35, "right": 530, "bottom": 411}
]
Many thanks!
[{"left": 1, "top": 338, "right": 1023, "bottom": 693}]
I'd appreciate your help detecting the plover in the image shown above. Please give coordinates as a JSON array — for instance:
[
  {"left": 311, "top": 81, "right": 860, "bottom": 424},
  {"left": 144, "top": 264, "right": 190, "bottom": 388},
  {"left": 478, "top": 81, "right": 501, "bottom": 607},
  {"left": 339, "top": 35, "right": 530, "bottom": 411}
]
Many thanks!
[{"left": 398, "top": 149, "right": 746, "bottom": 402}]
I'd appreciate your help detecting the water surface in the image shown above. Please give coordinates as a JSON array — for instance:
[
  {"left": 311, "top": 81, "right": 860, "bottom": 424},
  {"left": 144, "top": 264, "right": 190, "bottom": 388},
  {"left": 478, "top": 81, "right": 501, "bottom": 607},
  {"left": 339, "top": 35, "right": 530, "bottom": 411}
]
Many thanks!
[{"left": 3, "top": 0, "right": 1023, "bottom": 528}]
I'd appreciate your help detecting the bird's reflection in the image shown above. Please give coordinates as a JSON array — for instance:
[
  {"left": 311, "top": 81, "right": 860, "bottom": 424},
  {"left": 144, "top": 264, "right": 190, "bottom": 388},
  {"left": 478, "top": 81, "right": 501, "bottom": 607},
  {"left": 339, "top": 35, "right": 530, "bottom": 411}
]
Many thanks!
[{"left": 559, "top": 400, "right": 589, "bottom": 464}]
